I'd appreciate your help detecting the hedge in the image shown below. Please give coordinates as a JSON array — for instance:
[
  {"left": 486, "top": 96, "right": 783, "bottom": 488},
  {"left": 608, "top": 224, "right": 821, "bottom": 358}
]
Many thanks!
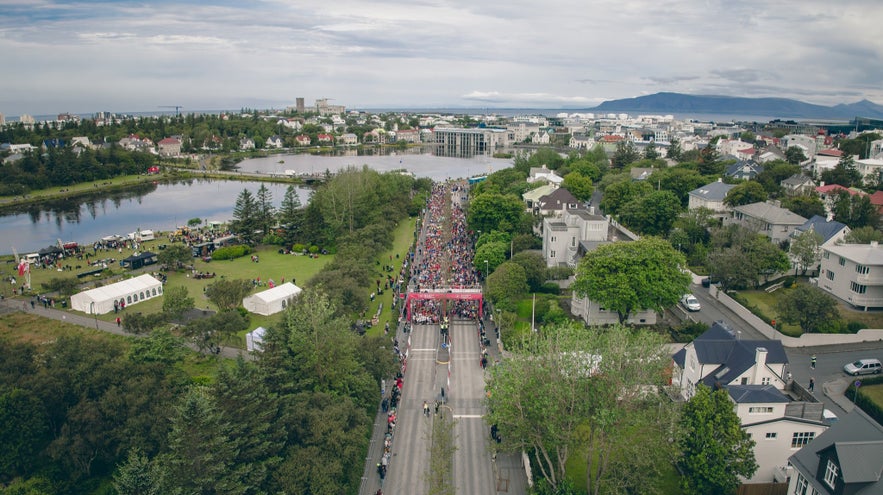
[{"left": 845, "top": 374, "right": 883, "bottom": 427}]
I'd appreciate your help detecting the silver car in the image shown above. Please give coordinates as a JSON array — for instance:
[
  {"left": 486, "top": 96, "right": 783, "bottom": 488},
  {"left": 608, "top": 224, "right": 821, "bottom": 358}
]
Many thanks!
[
  {"left": 680, "top": 294, "right": 701, "bottom": 312},
  {"left": 843, "top": 358, "right": 882, "bottom": 376}
]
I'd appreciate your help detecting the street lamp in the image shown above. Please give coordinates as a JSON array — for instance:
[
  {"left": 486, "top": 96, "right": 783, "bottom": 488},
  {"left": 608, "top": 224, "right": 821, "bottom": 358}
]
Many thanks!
[{"left": 484, "top": 259, "right": 489, "bottom": 280}]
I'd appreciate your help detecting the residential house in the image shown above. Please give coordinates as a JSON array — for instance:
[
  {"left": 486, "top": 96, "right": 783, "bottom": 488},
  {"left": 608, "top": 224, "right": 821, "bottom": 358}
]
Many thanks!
[
  {"left": 787, "top": 408, "right": 883, "bottom": 495},
  {"left": 730, "top": 201, "right": 808, "bottom": 245},
  {"left": 239, "top": 138, "right": 255, "bottom": 151},
  {"left": 726, "top": 159, "right": 764, "bottom": 180},
  {"left": 157, "top": 137, "right": 181, "bottom": 157},
  {"left": 869, "top": 190, "right": 883, "bottom": 214},
  {"left": 522, "top": 184, "right": 558, "bottom": 211},
  {"left": 569, "top": 132, "right": 594, "bottom": 150},
  {"left": 535, "top": 188, "right": 580, "bottom": 217},
  {"left": 338, "top": 133, "right": 358, "bottom": 145},
  {"left": 855, "top": 158, "right": 883, "bottom": 187},
  {"left": 265, "top": 135, "right": 284, "bottom": 149},
  {"left": 70, "top": 136, "right": 92, "bottom": 149},
  {"left": 717, "top": 138, "right": 754, "bottom": 158},
  {"left": 394, "top": 129, "right": 420, "bottom": 144},
  {"left": 816, "top": 183, "right": 866, "bottom": 215},
  {"left": 688, "top": 179, "right": 736, "bottom": 220},
  {"left": 810, "top": 149, "right": 844, "bottom": 177},
  {"left": 781, "top": 174, "right": 816, "bottom": 196},
  {"left": 817, "top": 242, "right": 883, "bottom": 310},
  {"left": 629, "top": 167, "right": 654, "bottom": 181},
  {"left": 782, "top": 134, "right": 818, "bottom": 158},
  {"left": 793, "top": 215, "right": 850, "bottom": 249},
  {"left": 542, "top": 207, "right": 608, "bottom": 268},
  {"left": 672, "top": 323, "right": 828, "bottom": 483},
  {"left": 42, "top": 138, "right": 66, "bottom": 150},
  {"left": 295, "top": 135, "right": 312, "bottom": 146},
  {"left": 528, "top": 165, "right": 564, "bottom": 185},
  {"left": 756, "top": 145, "right": 787, "bottom": 164},
  {"left": 118, "top": 134, "right": 152, "bottom": 152},
  {"left": 317, "top": 133, "right": 334, "bottom": 144},
  {"left": 278, "top": 118, "right": 303, "bottom": 131}
]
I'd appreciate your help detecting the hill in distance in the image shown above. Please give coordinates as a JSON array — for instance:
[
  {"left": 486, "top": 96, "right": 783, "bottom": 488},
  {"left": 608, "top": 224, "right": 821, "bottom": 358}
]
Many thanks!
[{"left": 591, "top": 92, "right": 883, "bottom": 120}]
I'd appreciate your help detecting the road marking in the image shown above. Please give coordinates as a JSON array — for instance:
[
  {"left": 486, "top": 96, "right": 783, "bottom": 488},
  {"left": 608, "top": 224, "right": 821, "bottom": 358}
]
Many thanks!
[
  {"left": 453, "top": 414, "right": 484, "bottom": 419},
  {"left": 411, "top": 348, "right": 437, "bottom": 352}
]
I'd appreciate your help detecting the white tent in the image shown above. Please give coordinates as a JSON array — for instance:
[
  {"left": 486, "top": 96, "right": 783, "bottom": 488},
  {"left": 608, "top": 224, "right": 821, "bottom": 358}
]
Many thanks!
[
  {"left": 242, "top": 282, "right": 302, "bottom": 315},
  {"left": 246, "top": 327, "right": 267, "bottom": 352},
  {"left": 70, "top": 274, "right": 163, "bottom": 315}
]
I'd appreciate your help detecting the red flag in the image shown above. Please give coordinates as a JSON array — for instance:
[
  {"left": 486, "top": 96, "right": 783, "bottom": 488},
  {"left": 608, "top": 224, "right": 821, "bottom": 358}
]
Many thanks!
[{"left": 18, "top": 261, "right": 27, "bottom": 277}]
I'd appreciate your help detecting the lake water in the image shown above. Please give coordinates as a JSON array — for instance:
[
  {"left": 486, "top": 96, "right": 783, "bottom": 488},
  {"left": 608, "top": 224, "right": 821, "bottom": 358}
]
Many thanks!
[{"left": 0, "top": 153, "right": 514, "bottom": 255}]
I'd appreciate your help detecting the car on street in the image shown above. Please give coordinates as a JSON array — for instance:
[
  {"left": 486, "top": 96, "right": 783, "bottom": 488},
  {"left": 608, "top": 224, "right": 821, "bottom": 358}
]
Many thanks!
[
  {"left": 680, "top": 294, "right": 701, "bottom": 312},
  {"left": 843, "top": 358, "right": 882, "bottom": 376}
]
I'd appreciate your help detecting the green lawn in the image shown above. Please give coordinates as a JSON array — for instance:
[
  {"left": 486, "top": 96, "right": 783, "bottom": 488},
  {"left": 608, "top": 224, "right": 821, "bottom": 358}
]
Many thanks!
[
  {"left": 861, "top": 383, "right": 883, "bottom": 409},
  {"left": 360, "top": 216, "right": 417, "bottom": 338}
]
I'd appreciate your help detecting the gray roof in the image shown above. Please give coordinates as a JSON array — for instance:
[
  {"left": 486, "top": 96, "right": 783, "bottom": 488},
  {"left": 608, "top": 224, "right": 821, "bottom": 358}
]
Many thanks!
[
  {"left": 734, "top": 201, "right": 808, "bottom": 226},
  {"left": 725, "top": 160, "right": 763, "bottom": 179},
  {"left": 794, "top": 215, "right": 848, "bottom": 244},
  {"left": 569, "top": 209, "right": 605, "bottom": 221},
  {"left": 824, "top": 243, "right": 883, "bottom": 266},
  {"left": 727, "top": 384, "right": 790, "bottom": 404},
  {"left": 689, "top": 180, "right": 736, "bottom": 202},
  {"left": 781, "top": 173, "right": 815, "bottom": 187},
  {"left": 789, "top": 409, "right": 883, "bottom": 492},
  {"left": 685, "top": 322, "right": 788, "bottom": 388}
]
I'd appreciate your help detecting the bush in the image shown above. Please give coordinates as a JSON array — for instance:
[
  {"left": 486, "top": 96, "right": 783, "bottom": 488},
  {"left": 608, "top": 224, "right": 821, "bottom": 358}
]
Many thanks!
[
  {"left": 783, "top": 277, "right": 795, "bottom": 288},
  {"left": 292, "top": 243, "right": 306, "bottom": 253},
  {"left": 261, "top": 232, "right": 285, "bottom": 245},
  {"left": 846, "top": 375, "right": 883, "bottom": 427},
  {"left": 670, "top": 321, "right": 710, "bottom": 343},
  {"left": 847, "top": 321, "right": 867, "bottom": 333},
  {"left": 545, "top": 266, "right": 574, "bottom": 281},
  {"left": 211, "top": 245, "right": 252, "bottom": 260},
  {"left": 538, "top": 282, "right": 561, "bottom": 294},
  {"left": 41, "top": 277, "right": 80, "bottom": 296}
]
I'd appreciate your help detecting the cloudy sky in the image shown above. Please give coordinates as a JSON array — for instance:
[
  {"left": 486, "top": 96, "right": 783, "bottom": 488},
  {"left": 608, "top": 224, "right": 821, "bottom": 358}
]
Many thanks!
[{"left": 1, "top": 0, "right": 882, "bottom": 116}]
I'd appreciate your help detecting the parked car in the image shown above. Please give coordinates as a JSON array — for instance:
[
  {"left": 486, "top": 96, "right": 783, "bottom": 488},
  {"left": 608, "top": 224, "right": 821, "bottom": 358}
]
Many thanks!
[
  {"left": 843, "top": 358, "right": 882, "bottom": 376},
  {"left": 680, "top": 294, "right": 701, "bottom": 312}
]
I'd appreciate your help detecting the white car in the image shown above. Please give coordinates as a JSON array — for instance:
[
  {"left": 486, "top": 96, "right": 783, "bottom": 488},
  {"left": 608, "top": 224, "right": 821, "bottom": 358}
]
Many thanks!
[
  {"left": 680, "top": 294, "right": 701, "bottom": 312},
  {"left": 843, "top": 358, "right": 882, "bottom": 376}
]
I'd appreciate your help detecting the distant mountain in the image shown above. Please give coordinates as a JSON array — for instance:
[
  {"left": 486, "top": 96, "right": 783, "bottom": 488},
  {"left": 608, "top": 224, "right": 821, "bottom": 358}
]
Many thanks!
[{"left": 591, "top": 92, "right": 883, "bottom": 120}]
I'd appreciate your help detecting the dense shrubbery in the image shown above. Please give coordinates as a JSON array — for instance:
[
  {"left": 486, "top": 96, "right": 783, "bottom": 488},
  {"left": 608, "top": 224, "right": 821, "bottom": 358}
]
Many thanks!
[
  {"left": 211, "top": 245, "right": 252, "bottom": 260},
  {"left": 846, "top": 375, "right": 883, "bottom": 427}
]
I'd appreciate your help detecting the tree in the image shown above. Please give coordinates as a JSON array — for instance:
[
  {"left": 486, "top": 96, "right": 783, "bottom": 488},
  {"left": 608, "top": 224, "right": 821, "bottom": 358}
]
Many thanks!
[
  {"left": 187, "top": 217, "right": 202, "bottom": 228},
  {"left": 255, "top": 184, "right": 275, "bottom": 235},
  {"left": 679, "top": 384, "right": 757, "bottom": 495},
  {"left": 775, "top": 285, "right": 840, "bottom": 334},
  {"left": 707, "top": 229, "right": 790, "bottom": 289},
  {"left": 278, "top": 184, "right": 304, "bottom": 245},
  {"left": 611, "top": 141, "right": 640, "bottom": 169},
  {"left": 486, "top": 262, "right": 528, "bottom": 310},
  {"left": 231, "top": 189, "right": 260, "bottom": 244},
  {"left": 485, "top": 322, "right": 678, "bottom": 495},
  {"left": 643, "top": 141, "right": 660, "bottom": 160},
  {"left": 782, "top": 194, "right": 825, "bottom": 219},
  {"left": 617, "top": 190, "right": 682, "bottom": 236},
  {"left": 511, "top": 251, "right": 547, "bottom": 292},
  {"left": 0, "top": 388, "right": 50, "bottom": 481},
  {"left": 832, "top": 192, "right": 880, "bottom": 229},
  {"left": 156, "top": 244, "right": 192, "bottom": 271},
  {"left": 113, "top": 448, "right": 164, "bottom": 495},
  {"left": 161, "top": 285, "right": 194, "bottom": 320},
  {"left": 572, "top": 237, "right": 691, "bottom": 324},
  {"left": 666, "top": 138, "right": 682, "bottom": 161},
  {"left": 785, "top": 146, "right": 808, "bottom": 165},
  {"left": 599, "top": 178, "right": 653, "bottom": 216},
  {"left": 697, "top": 146, "right": 724, "bottom": 176},
  {"left": 844, "top": 226, "right": 883, "bottom": 244},
  {"left": 790, "top": 230, "right": 823, "bottom": 275},
  {"left": 754, "top": 160, "right": 799, "bottom": 195},
  {"left": 181, "top": 310, "right": 248, "bottom": 354},
  {"left": 561, "top": 172, "right": 594, "bottom": 202},
  {"left": 724, "top": 181, "right": 768, "bottom": 207},
  {"left": 474, "top": 241, "right": 508, "bottom": 277},
  {"left": 205, "top": 278, "right": 254, "bottom": 311},
  {"left": 821, "top": 156, "right": 862, "bottom": 188},
  {"left": 467, "top": 192, "right": 526, "bottom": 235}
]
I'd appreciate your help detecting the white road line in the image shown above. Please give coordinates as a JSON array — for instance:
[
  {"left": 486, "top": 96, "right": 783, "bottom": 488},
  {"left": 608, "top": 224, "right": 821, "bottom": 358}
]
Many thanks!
[{"left": 452, "top": 414, "right": 484, "bottom": 419}]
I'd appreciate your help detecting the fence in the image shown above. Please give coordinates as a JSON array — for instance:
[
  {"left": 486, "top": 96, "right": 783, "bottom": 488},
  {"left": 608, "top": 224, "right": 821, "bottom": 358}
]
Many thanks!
[{"left": 737, "top": 482, "right": 788, "bottom": 495}]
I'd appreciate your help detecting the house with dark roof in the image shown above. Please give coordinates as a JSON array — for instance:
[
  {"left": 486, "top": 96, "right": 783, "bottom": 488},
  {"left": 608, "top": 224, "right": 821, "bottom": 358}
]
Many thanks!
[
  {"left": 787, "top": 408, "right": 883, "bottom": 495},
  {"left": 688, "top": 178, "right": 736, "bottom": 220},
  {"left": 730, "top": 201, "right": 808, "bottom": 245},
  {"left": 535, "top": 188, "right": 580, "bottom": 217},
  {"left": 726, "top": 159, "right": 764, "bottom": 180},
  {"left": 793, "top": 215, "right": 850, "bottom": 248},
  {"left": 673, "top": 322, "right": 829, "bottom": 483},
  {"left": 781, "top": 174, "right": 817, "bottom": 196}
]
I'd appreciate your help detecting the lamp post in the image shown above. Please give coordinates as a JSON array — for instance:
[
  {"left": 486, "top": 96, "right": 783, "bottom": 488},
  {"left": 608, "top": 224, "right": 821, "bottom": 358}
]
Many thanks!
[{"left": 484, "top": 259, "right": 489, "bottom": 280}]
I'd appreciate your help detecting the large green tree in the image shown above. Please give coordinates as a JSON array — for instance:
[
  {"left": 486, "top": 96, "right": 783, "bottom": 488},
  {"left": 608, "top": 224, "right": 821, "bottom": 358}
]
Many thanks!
[
  {"left": 775, "top": 285, "right": 840, "bottom": 334},
  {"left": 205, "top": 278, "right": 254, "bottom": 311},
  {"left": 231, "top": 189, "right": 260, "bottom": 244},
  {"left": 821, "top": 156, "right": 862, "bottom": 188},
  {"left": 156, "top": 243, "right": 192, "bottom": 271},
  {"left": 618, "top": 190, "right": 682, "bottom": 236},
  {"left": 611, "top": 141, "right": 640, "bottom": 169},
  {"left": 782, "top": 194, "right": 825, "bottom": 219},
  {"left": 572, "top": 237, "right": 691, "bottom": 324},
  {"left": 486, "top": 261, "right": 529, "bottom": 311},
  {"left": 277, "top": 184, "right": 304, "bottom": 246},
  {"left": 467, "top": 192, "right": 526, "bottom": 235},
  {"left": 790, "top": 230, "right": 823, "bottom": 275},
  {"left": 562, "top": 171, "right": 594, "bottom": 202},
  {"left": 844, "top": 226, "right": 883, "bottom": 244},
  {"left": 485, "top": 322, "right": 679, "bottom": 495},
  {"left": 832, "top": 192, "right": 880, "bottom": 229},
  {"left": 511, "top": 251, "right": 547, "bottom": 292},
  {"left": 724, "top": 181, "right": 768, "bottom": 207},
  {"left": 679, "top": 384, "right": 757, "bottom": 495},
  {"left": 255, "top": 184, "right": 275, "bottom": 236},
  {"left": 599, "top": 178, "right": 653, "bottom": 216},
  {"left": 161, "top": 285, "right": 194, "bottom": 319}
]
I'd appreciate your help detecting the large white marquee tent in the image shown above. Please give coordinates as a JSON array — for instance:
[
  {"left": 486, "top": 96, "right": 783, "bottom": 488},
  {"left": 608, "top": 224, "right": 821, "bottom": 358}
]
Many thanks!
[
  {"left": 70, "top": 274, "right": 163, "bottom": 315},
  {"left": 242, "top": 282, "right": 302, "bottom": 316}
]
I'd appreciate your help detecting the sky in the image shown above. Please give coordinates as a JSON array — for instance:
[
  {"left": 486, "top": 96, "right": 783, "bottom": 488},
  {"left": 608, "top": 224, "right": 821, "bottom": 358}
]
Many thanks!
[{"left": 1, "top": 0, "right": 882, "bottom": 117}]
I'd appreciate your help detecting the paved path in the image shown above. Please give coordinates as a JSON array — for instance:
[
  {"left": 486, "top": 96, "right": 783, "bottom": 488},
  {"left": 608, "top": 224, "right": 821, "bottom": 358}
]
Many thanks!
[{"left": 0, "top": 297, "right": 250, "bottom": 360}]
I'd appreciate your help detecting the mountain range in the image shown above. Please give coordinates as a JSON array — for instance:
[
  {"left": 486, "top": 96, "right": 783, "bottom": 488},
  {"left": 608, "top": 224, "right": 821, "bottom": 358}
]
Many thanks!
[{"left": 591, "top": 92, "right": 883, "bottom": 120}]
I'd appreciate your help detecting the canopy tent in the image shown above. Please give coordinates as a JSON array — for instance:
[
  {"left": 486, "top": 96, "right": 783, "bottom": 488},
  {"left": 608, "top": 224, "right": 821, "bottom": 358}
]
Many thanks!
[
  {"left": 70, "top": 274, "right": 163, "bottom": 315},
  {"left": 246, "top": 327, "right": 267, "bottom": 352},
  {"left": 242, "top": 282, "right": 302, "bottom": 315}
]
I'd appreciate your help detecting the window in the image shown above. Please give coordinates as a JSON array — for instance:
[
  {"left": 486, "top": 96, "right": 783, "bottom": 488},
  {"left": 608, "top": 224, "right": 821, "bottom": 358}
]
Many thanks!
[
  {"left": 571, "top": 237, "right": 576, "bottom": 247},
  {"left": 741, "top": 377, "right": 748, "bottom": 385},
  {"left": 851, "top": 281, "right": 867, "bottom": 294},
  {"left": 765, "top": 432, "right": 777, "bottom": 439},
  {"left": 826, "top": 270, "right": 834, "bottom": 281},
  {"left": 749, "top": 406, "right": 773, "bottom": 414},
  {"left": 823, "top": 251, "right": 830, "bottom": 259},
  {"left": 762, "top": 377, "right": 771, "bottom": 385},
  {"left": 550, "top": 250, "right": 556, "bottom": 258},
  {"left": 791, "top": 431, "right": 815, "bottom": 448},
  {"left": 839, "top": 257, "right": 846, "bottom": 266},
  {"left": 551, "top": 236, "right": 556, "bottom": 242},
  {"left": 152, "top": 288, "right": 157, "bottom": 296},
  {"left": 824, "top": 459, "right": 839, "bottom": 488},
  {"left": 794, "top": 474, "right": 808, "bottom": 495},
  {"left": 856, "top": 264, "right": 870, "bottom": 274},
  {"left": 127, "top": 295, "right": 132, "bottom": 304}
]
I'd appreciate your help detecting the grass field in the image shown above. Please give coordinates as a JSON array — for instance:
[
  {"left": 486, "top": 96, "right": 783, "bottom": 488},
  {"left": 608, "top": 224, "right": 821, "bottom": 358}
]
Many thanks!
[{"left": 860, "top": 383, "right": 883, "bottom": 409}]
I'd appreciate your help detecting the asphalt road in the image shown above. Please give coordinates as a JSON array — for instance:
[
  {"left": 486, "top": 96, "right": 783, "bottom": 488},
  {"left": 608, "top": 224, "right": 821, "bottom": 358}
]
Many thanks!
[
  {"left": 682, "top": 282, "right": 765, "bottom": 340},
  {"left": 786, "top": 346, "right": 883, "bottom": 417}
]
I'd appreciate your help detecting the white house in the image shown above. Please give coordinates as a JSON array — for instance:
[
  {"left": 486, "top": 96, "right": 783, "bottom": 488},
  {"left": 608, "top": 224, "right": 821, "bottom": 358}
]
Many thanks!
[
  {"left": 729, "top": 201, "right": 808, "bottom": 245},
  {"left": 688, "top": 179, "right": 736, "bottom": 220},
  {"left": 542, "top": 208, "right": 608, "bottom": 268},
  {"left": 817, "top": 242, "right": 883, "bottom": 310},
  {"left": 265, "top": 135, "right": 284, "bottom": 149}
]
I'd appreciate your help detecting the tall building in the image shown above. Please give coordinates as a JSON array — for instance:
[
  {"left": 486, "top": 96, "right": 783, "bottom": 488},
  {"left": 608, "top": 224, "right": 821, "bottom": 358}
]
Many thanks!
[
  {"left": 433, "top": 127, "right": 512, "bottom": 157},
  {"left": 315, "top": 98, "right": 345, "bottom": 116},
  {"left": 0, "top": 112, "right": 5, "bottom": 125},
  {"left": 295, "top": 97, "right": 305, "bottom": 113}
]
